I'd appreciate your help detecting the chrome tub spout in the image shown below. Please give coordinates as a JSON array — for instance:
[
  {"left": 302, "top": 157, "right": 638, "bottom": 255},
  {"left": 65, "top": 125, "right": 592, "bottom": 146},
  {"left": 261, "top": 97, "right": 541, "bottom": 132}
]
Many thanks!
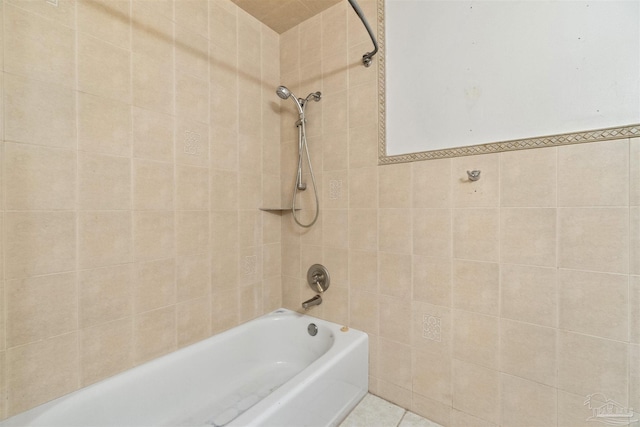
[{"left": 302, "top": 294, "right": 322, "bottom": 310}]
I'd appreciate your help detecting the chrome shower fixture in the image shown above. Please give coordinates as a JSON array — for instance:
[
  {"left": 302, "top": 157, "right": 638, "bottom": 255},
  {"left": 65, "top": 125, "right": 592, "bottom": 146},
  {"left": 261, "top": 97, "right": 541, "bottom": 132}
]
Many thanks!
[
  {"left": 276, "top": 84, "right": 322, "bottom": 228},
  {"left": 276, "top": 86, "right": 322, "bottom": 115}
]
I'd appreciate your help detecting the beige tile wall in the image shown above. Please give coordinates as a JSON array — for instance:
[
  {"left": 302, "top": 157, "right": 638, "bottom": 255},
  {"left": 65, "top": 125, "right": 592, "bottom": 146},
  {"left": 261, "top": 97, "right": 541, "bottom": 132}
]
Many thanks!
[
  {"left": 1, "top": 0, "right": 281, "bottom": 418},
  {"left": 279, "top": 2, "right": 640, "bottom": 426}
]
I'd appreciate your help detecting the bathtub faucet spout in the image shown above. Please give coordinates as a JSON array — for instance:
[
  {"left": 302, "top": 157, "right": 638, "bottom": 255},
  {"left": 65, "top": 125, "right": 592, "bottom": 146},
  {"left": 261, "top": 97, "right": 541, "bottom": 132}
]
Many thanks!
[{"left": 302, "top": 294, "right": 322, "bottom": 310}]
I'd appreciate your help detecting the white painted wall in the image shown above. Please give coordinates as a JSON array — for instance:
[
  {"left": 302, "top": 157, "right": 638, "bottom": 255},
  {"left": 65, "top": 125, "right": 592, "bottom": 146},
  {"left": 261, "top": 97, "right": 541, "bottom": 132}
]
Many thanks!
[{"left": 385, "top": 0, "right": 640, "bottom": 155}]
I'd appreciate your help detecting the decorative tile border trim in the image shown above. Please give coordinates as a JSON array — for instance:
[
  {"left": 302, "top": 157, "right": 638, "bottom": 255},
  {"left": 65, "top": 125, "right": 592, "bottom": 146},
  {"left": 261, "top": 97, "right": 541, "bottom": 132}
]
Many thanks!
[{"left": 376, "top": 0, "right": 640, "bottom": 165}]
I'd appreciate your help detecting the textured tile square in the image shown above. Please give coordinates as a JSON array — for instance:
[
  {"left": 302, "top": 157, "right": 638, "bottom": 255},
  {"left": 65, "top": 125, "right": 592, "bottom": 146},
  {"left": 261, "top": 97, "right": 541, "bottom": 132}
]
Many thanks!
[
  {"left": 412, "top": 257, "right": 452, "bottom": 307},
  {"left": 5, "top": 212, "right": 76, "bottom": 280},
  {"left": 133, "top": 307, "right": 176, "bottom": 365},
  {"left": 78, "top": 34, "right": 131, "bottom": 103},
  {"left": 558, "top": 269, "right": 629, "bottom": 341},
  {"left": 452, "top": 260, "right": 499, "bottom": 316},
  {"left": 80, "top": 318, "right": 133, "bottom": 386},
  {"left": 79, "top": 265, "right": 133, "bottom": 328},
  {"left": 413, "top": 209, "right": 452, "bottom": 258},
  {"left": 4, "top": 74, "right": 76, "bottom": 149},
  {"left": 558, "top": 330, "right": 628, "bottom": 401},
  {"left": 452, "top": 208, "right": 499, "bottom": 262},
  {"left": 500, "top": 208, "right": 556, "bottom": 267},
  {"left": 78, "top": 211, "right": 132, "bottom": 269},
  {"left": 558, "top": 207, "right": 629, "bottom": 274},
  {"left": 134, "top": 259, "right": 176, "bottom": 313},
  {"left": 500, "top": 373, "right": 557, "bottom": 427},
  {"left": 412, "top": 158, "right": 452, "bottom": 208},
  {"left": 132, "top": 107, "right": 174, "bottom": 162},
  {"left": 500, "top": 264, "right": 557, "bottom": 327},
  {"left": 452, "top": 359, "right": 499, "bottom": 424},
  {"left": 78, "top": 152, "right": 131, "bottom": 210},
  {"left": 4, "top": 5, "right": 75, "bottom": 87},
  {"left": 453, "top": 310, "right": 499, "bottom": 369},
  {"left": 8, "top": 335, "right": 78, "bottom": 417},
  {"left": 6, "top": 272, "right": 77, "bottom": 347},
  {"left": 500, "top": 319, "right": 557, "bottom": 387},
  {"left": 78, "top": 92, "right": 132, "bottom": 156},
  {"left": 558, "top": 139, "right": 629, "bottom": 207},
  {"left": 500, "top": 147, "right": 556, "bottom": 207},
  {"left": 77, "top": 0, "right": 131, "bottom": 50},
  {"left": 4, "top": 142, "right": 76, "bottom": 210}
]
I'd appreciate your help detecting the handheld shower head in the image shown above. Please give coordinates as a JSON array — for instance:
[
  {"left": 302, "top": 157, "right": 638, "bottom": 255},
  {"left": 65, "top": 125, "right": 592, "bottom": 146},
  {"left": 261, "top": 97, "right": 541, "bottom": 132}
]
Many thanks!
[
  {"left": 276, "top": 85, "right": 303, "bottom": 115},
  {"left": 276, "top": 85, "right": 291, "bottom": 100}
]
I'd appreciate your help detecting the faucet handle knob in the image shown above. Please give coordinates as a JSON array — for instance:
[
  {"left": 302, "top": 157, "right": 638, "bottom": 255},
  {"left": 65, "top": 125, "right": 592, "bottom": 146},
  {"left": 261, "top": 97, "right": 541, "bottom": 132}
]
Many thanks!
[{"left": 307, "top": 264, "right": 330, "bottom": 293}]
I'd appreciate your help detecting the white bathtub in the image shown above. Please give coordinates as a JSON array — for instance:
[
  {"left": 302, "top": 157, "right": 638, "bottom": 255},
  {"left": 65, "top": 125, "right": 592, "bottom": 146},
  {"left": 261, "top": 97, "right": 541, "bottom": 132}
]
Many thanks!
[{"left": 1, "top": 309, "right": 368, "bottom": 427}]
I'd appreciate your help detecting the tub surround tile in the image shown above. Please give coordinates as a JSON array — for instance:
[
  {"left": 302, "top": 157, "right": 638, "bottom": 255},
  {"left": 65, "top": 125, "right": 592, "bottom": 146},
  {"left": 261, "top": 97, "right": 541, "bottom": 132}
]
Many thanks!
[
  {"left": 7, "top": 333, "right": 79, "bottom": 416},
  {"left": 132, "top": 1, "right": 174, "bottom": 62},
  {"left": 500, "top": 373, "right": 557, "bottom": 427},
  {"left": 79, "top": 265, "right": 133, "bottom": 328},
  {"left": 78, "top": 92, "right": 132, "bottom": 157},
  {"left": 4, "top": 5, "right": 76, "bottom": 88},
  {"left": 500, "top": 208, "right": 556, "bottom": 267},
  {"left": 631, "top": 138, "right": 639, "bottom": 206},
  {"left": 500, "top": 319, "right": 557, "bottom": 387},
  {"left": 80, "top": 318, "right": 133, "bottom": 386},
  {"left": 500, "top": 264, "right": 557, "bottom": 328},
  {"left": 3, "top": 73, "right": 76, "bottom": 149},
  {"left": 78, "top": 152, "right": 131, "bottom": 210},
  {"left": 133, "top": 306, "right": 176, "bottom": 365},
  {"left": 451, "top": 154, "right": 499, "bottom": 208},
  {"left": 558, "top": 139, "right": 629, "bottom": 207},
  {"left": 77, "top": 0, "right": 131, "bottom": 50},
  {"left": 413, "top": 209, "right": 452, "bottom": 258},
  {"left": 558, "top": 207, "right": 629, "bottom": 274},
  {"left": 452, "top": 260, "right": 499, "bottom": 316},
  {"left": 78, "top": 34, "right": 131, "bottom": 103},
  {"left": 452, "top": 359, "right": 500, "bottom": 425},
  {"left": 6, "top": 272, "right": 78, "bottom": 348},
  {"left": 378, "top": 209, "right": 412, "bottom": 254},
  {"left": 79, "top": 211, "right": 132, "bottom": 269},
  {"left": 5, "top": 211, "right": 76, "bottom": 280},
  {"left": 453, "top": 310, "right": 499, "bottom": 370},
  {"left": 558, "top": 269, "right": 629, "bottom": 341},
  {"left": 4, "top": 142, "right": 76, "bottom": 210},
  {"left": 177, "top": 297, "right": 211, "bottom": 348},
  {"left": 379, "top": 295, "right": 411, "bottom": 345},
  {"left": 412, "top": 158, "right": 452, "bottom": 209},
  {"left": 132, "top": 107, "right": 174, "bottom": 162},
  {"left": 452, "top": 208, "right": 499, "bottom": 262},
  {"left": 558, "top": 330, "right": 628, "bottom": 401},
  {"left": 134, "top": 259, "right": 176, "bottom": 314},
  {"left": 412, "top": 256, "right": 452, "bottom": 307},
  {"left": 378, "top": 252, "right": 412, "bottom": 299},
  {"left": 379, "top": 163, "right": 411, "bottom": 209},
  {"left": 412, "top": 350, "right": 452, "bottom": 406},
  {"left": 500, "top": 147, "right": 556, "bottom": 207}
]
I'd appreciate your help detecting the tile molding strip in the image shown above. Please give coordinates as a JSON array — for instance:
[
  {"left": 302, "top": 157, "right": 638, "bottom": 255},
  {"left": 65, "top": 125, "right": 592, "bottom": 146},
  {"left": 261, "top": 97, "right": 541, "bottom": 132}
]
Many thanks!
[{"left": 376, "top": 0, "right": 640, "bottom": 165}]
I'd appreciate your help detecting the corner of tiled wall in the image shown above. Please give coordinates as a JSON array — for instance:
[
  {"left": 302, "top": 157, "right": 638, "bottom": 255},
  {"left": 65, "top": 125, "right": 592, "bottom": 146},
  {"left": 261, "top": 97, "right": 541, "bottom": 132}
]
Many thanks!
[
  {"left": 1, "top": 0, "right": 280, "bottom": 419},
  {"left": 280, "top": 1, "right": 639, "bottom": 426}
]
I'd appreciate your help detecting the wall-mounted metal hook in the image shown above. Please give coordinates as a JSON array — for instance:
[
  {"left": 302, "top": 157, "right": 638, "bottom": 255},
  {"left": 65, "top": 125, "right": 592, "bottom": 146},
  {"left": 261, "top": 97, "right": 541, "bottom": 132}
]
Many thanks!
[{"left": 467, "top": 170, "right": 481, "bottom": 181}]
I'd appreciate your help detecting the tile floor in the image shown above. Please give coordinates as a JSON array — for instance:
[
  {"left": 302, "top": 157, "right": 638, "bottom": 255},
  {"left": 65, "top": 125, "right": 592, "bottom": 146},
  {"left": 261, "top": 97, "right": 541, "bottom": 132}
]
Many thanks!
[{"left": 339, "top": 394, "right": 443, "bottom": 427}]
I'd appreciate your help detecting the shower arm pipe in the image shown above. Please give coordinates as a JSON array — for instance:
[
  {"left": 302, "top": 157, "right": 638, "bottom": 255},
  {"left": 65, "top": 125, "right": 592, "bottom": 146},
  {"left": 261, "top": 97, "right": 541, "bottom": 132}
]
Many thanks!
[{"left": 347, "top": 0, "right": 378, "bottom": 67}]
